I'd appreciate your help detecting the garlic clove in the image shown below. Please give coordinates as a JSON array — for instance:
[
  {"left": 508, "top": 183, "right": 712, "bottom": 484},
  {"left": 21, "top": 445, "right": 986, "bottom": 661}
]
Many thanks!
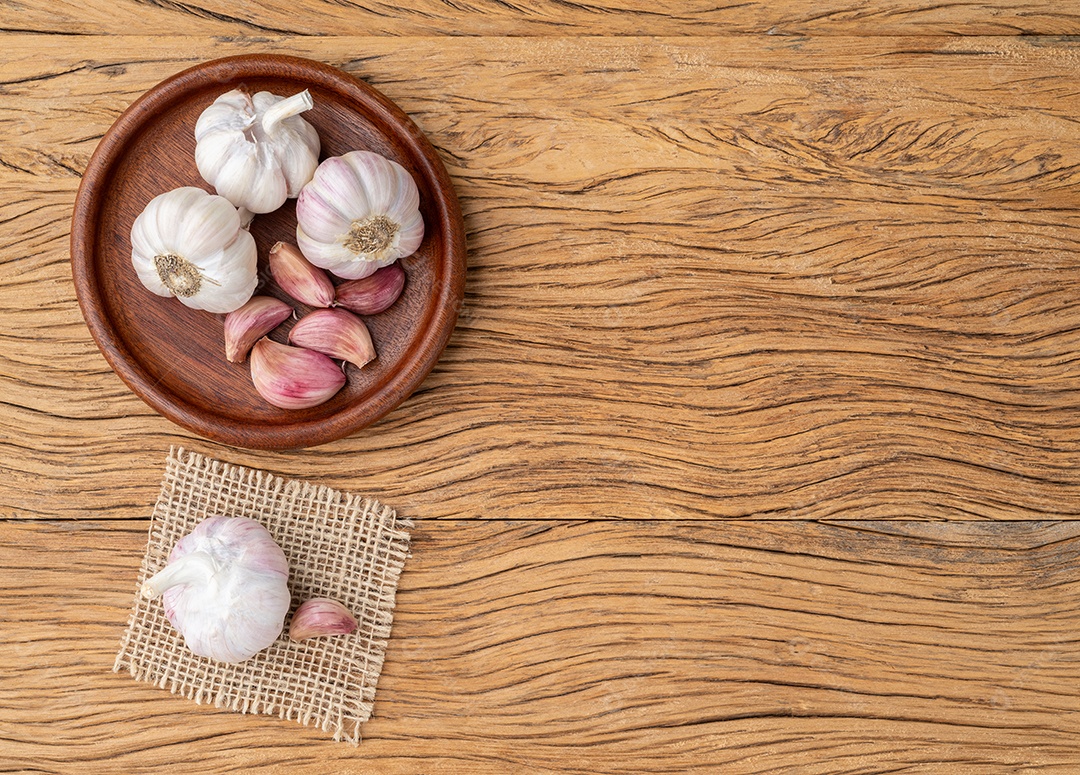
[
  {"left": 287, "top": 308, "right": 375, "bottom": 370},
  {"left": 269, "top": 242, "right": 335, "bottom": 308},
  {"left": 302, "top": 154, "right": 371, "bottom": 222},
  {"left": 194, "top": 88, "right": 252, "bottom": 135},
  {"left": 143, "top": 187, "right": 223, "bottom": 257},
  {"left": 293, "top": 184, "right": 351, "bottom": 242},
  {"left": 356, "top": 151, "right": 420, "bottom": 218},
  {"left": 195, "top": 231, "right": 260, "bottom": 314},
  {"left": 334, "top": 263, "right": 406, "bottom": 315},
  {"left": 288, "top": 598, "right": 358, "bottom": 642},
  {"left": 213, "top": 144, "right": 288, "bottom": 215},
  {"left": 394, "top": 209, "right": 426, "bottom": 258},
  {"left": 250, "top": 338, "right": 346, "bottom": 409},
  {"left": 224, "top": 296, "right": 293, "bottom": 363},
  {"left": 237, "top": 207, "right": 255, "bottom": 230}
]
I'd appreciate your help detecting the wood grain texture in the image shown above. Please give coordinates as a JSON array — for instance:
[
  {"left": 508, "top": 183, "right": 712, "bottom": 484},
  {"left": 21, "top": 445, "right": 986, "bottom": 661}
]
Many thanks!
[
  {"left": 2, "top": 1, "right": 1079, "bottom": 37},
  {"left": 3, "top": 519, "right": 1079, "bottom": 773},
  {"left": 3, "top": 36, "right": 1080, "bottom": 520},
  {"left": 4, "top": 11, "right": 1080, "bottom": 771}
]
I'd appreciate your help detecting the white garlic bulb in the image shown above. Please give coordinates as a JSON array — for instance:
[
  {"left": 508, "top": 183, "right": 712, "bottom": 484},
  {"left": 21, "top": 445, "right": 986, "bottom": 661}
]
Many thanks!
[
  {"left": 195, "top": 89, "right": 320, "bottom": 214},
  {"left": 141, "top": 516, "right": 291, "bottom": 664},
  {"left": 296, "top": 151, "right": 424, "bottom": 280},
  {"left": 130, "top": 187, "right": 257, "bottom": 314}
]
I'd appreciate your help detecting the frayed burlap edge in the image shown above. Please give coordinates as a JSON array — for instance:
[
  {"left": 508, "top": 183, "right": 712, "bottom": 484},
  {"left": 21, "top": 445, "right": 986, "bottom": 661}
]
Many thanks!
[{"left": 114, "top": 446, "right": 412, "bottom": 745}]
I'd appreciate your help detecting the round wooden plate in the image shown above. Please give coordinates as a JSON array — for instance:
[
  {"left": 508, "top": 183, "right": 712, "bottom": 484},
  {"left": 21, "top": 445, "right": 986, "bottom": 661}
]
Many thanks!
[{"left": 71, "top": 55, "right": 466, "bottom": 450}]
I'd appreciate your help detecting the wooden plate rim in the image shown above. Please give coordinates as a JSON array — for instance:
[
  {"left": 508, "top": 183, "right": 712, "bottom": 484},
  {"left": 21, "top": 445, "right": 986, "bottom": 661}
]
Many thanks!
[{"left": 71, "top": 54, "right": 466, "bottom": 450}]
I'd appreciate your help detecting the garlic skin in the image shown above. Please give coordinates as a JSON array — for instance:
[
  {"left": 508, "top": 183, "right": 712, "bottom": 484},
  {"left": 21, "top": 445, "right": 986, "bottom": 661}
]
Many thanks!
[
  {"left": 250, "top": 338, "right": 346, "bottom": 409},
  {"left": 195, "top": 89, "right": 320, "bottom": 214},
  {"left": 269, "top": 242, "right": 335, "bottom": 308},
  {"left": 335, "top": 263, "right": 406, "bottom": 316},
  {"left": 141, "top": 516, "right": 291, "bottom": 664},
  {"left": 296, "top": 151, "right": 424, "bottom": 280},
  {"left": 224, "top": 296, "right": 293, "bottom": 363},
  {"left": 289, "top": 598, "right": 358, "bottom": 642},
  {"left": 288, "top": 308, "right": 376, "bottom": 370},
  {"left": 130, "top": 187, "right": 257, "bottom": 314}
]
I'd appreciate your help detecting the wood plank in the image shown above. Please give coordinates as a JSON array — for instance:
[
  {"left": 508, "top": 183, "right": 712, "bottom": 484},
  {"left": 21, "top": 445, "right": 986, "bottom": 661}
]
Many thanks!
[
  {"left": 1, "top": 518, "right": 1079, "bottom": 772},
  {"left": 3, "top": 36, "right": 1080, "bottom": 521},
  {"left": 2, "top": 1, "right": 1078, "bottom": 37}
]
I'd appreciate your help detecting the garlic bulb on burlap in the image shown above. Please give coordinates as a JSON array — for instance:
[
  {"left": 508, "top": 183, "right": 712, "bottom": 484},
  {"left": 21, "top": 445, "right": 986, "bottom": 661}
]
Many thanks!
[
  {"left": 195, "top": 89, "right": 320, "bottom": 214},
  {"left": 130, "top": 187, "right": 257, "bottom": 314},
  {"left": 141, "top": 517, "right": 291, "bottom": 663},
  {"left": 296, "top": 151, "right": 424, "bottom": 280}
]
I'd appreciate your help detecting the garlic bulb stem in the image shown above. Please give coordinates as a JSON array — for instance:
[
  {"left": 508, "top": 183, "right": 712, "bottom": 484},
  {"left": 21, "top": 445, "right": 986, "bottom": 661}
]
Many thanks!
[
  {"left": 261, "top": 90, "right": 313, "bottom": 133},
  {"left": 141, "top": 551, "right": 218, "bottom": 599}
]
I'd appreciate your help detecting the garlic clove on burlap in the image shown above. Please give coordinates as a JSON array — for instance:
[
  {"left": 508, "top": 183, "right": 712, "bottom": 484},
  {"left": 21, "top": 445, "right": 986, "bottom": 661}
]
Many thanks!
[
  {"left": 130, "top": 187, "right": 258, "bottom": 314},
  {"left": 141, "top": 516, "right": 291, "bottom": 664},
  {"left": 289, "top": 598, "right": 358, "bottom": 641},
  {"left": 296, "top": 151, "right": 424, "bottom": 280},
  {"left": 195, "top": 89, "right": 320, "bottom": 214}
]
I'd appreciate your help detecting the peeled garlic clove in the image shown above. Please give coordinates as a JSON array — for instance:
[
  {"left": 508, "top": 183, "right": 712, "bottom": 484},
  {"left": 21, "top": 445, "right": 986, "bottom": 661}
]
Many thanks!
[
  {"left": 224, "top": 296, "right": 293, "bottom": 363},
  {"left": 250, "top": 338, "right": 346, "bottom": 409},
  {"left": 130, "top": 187, "right": 258, "bottom": 313},
  {"left": 289, "top": 598, "right": 358, "bottom": 642},
  {"left": 334, "top": 263, "right": 406, "bottom": 315},
  {"left": 269, "top": 242, "right": 335, "bottom": 308},
  {"left": 195, "top": 89, "right": 320, "bottom": 214},
  {"left": 288, "top": 308, "right": 375, "bottom": 370},
  {"left": 141, "top": 516, "right": 290, "bottom": 664},
  {"left": 295, "top": 151, "right": 424, "bottom": 280}
]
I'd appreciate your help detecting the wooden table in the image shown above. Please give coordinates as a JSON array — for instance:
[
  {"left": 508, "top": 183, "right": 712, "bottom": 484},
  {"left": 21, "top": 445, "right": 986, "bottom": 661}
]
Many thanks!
[{"left": 3, "top": 3, "right": 1080, "bottom": 772}]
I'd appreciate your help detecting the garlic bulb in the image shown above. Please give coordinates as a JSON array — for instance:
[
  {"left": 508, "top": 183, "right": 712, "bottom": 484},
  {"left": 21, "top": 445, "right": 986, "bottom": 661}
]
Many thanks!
[
  {"left": 130, "top": 187, "right": 257, "bottom": 313},
  {"left": 296, "top": 151, "right": 424, "bottom": 280},
  {"left": 141, "top": 516, "right": 291, "bottom": 664},
  {"left": 195, "top": 89, "right": 320, "bottom": 214}
]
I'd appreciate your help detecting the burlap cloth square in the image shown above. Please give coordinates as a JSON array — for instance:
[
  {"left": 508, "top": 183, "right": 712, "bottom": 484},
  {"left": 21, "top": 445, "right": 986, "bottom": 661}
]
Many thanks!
[{"left": 114, "top": 447, "right": 411, "bottom": 745}]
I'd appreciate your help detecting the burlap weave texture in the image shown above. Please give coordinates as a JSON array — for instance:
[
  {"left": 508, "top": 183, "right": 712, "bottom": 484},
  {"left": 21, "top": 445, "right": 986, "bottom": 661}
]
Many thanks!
[{"left": 114, "top": 447, "right": 411, "bottom": 745}]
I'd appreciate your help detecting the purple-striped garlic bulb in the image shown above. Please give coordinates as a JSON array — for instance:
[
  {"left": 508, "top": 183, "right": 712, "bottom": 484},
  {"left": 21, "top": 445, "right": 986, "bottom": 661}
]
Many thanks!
[
  {"left": 141, "top": 516, "right": 291, "bottom": 663},
  {"left": 296, "top": 151, "right": 424, "bottom": 280}
]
